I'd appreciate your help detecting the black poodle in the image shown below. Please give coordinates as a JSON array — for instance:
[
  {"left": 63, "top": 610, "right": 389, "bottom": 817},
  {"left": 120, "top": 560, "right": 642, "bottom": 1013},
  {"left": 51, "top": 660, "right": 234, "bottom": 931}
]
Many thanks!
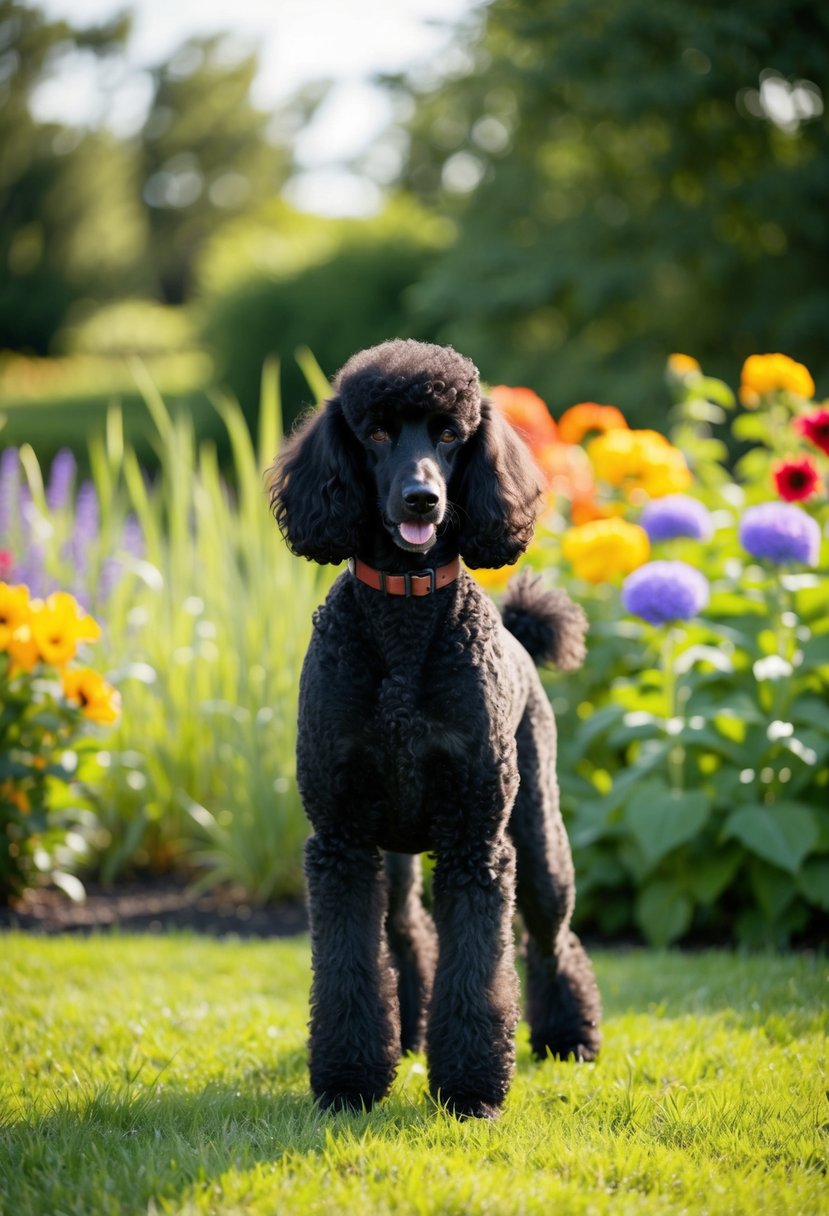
[{"left": 268, "top": 338, "right": 600, "bottom": 1119}]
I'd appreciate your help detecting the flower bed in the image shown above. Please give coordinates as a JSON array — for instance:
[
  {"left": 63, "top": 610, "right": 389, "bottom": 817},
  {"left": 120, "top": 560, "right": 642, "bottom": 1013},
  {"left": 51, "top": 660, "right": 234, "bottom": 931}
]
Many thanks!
[
  {"left": 1, "top": 352, "right": 826, "bottom": 944},
  {"left": 490, "top": 352, "right": 828, "bottom": 945}
]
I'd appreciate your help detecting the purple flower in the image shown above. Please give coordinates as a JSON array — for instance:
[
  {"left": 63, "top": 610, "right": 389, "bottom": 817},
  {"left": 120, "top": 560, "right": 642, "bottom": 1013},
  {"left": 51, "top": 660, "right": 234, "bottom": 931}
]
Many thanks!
[
  {"left": 622, "top": 560, "right": 709, "bottom": 625},
  {"left": 739, "top": 502, "right": 821, "bottom": 567},
  {"left": 0, "top": 447, "right": 20, "bottom": 539},
  {"left": 46, "top": 449, "right": 77, "bottom": 512},
  {"left": 639, "top": 494, "right": 713, "bottom": 542}
]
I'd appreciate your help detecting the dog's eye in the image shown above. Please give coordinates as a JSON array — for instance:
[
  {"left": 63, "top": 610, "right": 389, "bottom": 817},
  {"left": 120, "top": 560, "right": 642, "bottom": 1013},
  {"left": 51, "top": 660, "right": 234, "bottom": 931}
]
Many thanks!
[
  {"left": 369, "top": 427, "right": 389, "bottom": 443},
  {"left": 439, "top": 428, "right": 457, "bottom": 444}
]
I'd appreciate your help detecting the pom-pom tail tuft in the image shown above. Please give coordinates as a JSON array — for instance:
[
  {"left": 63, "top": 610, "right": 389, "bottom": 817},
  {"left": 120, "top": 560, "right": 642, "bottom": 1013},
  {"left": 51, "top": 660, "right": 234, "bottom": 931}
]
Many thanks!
[{"left": 501, "top": 569, "right": 587, "bottom": 670}]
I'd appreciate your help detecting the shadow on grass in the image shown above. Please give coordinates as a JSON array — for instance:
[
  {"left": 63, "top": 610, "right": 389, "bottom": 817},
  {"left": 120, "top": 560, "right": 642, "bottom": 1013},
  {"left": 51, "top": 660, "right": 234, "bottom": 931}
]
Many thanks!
[{"left": 0, "top": 1050, "right": 436, "bottom": 1216}]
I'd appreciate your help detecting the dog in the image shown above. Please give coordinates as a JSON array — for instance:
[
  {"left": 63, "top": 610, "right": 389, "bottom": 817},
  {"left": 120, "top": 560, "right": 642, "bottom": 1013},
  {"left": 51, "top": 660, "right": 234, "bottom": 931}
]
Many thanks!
[{"left": 268, "top": 338, "right": 600, "bottom": 1118}]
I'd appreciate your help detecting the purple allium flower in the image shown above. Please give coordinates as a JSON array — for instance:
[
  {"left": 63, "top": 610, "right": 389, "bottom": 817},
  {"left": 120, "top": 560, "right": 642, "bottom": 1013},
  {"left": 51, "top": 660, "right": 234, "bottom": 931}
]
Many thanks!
[
  {"left": 622, "top": 560, "right": 709, "bottom": 625},
  {"left": 739, "top": 502, "right": 821, "bottom": 567},
  {"left": 46, "top": 448, "right": 77, "bottom": 512},
  {"left": 639, "top": 494, "right": 713, "bottom": 542}
]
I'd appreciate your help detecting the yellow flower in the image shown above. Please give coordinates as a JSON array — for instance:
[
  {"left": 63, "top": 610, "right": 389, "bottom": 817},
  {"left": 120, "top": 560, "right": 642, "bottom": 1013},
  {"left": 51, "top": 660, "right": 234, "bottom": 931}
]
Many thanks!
[
  {"left": 468, "top": 561, "right": 522, "bottom": 592},
  {"left": 0, "top": 582, "right": 31, "bottom": 651},
  {"left": 562, "top": 518, "right": 650, "bottom": 584},
  {"left": 7, "top": 624, "right": 39, "bottom": 674},
  {"left": 586, "top": 428, "right": 691, "bottom": 498},
  {"left": 667, "top": 353, "right": 702, "bottom": 378},
  {"left": 62, "top": 667, "right": 121, "bottom": 724},
  {"left": 739, "top": 353, "right": 815, "bottom": 407},
  {"left": 636, "top": 441, "right": 693, "bottom": 498},
  {"left": 29, "top": 592, "right": 101, "bottom": 667}
]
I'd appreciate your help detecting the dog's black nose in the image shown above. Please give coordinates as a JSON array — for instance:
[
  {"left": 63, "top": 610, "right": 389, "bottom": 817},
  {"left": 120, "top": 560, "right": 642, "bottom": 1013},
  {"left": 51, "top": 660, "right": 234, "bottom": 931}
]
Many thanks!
[{"left": 403, "top": 484, "right": 440, "bottom": 515}]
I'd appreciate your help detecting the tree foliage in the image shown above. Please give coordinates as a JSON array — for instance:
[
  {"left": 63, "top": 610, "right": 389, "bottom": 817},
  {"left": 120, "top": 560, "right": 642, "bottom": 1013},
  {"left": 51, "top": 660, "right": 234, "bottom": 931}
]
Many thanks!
[
  {"left": 387, "top": 0, "right": 829, "bottom": 418},
  {"left": 0, "top": 0, "right": 147, "bottom": 351},
  {"left": 139, "top": 35, "right": 293, "bottom": 303}
]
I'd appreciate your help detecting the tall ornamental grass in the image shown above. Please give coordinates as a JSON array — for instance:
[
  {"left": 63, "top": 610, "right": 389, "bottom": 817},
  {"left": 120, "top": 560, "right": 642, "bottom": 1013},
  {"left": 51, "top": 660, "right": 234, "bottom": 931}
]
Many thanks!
[{"left": 2, "top": 359, "right": 331, "bottom": 900}]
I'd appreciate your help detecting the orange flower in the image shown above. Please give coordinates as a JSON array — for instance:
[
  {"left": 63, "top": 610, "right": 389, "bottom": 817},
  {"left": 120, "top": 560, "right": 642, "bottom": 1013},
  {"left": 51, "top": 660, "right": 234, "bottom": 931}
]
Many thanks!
[
  {"left": 739, "top": 354, "right": 815, "bottom": 407},
  {"left": 557, "top": 402, "right": 628, "bottom": 445},
  {"left": 0, "top": 582, "right": 31, "bottom": 651},
  {"left": 667, "top": 353, "right": 702, "bottom": 379},
  {"left": 62, "top": 667, "right": 120, "bottom": 724},
  {"left": 569, "top": 495, "right": 621, "bottom": 526},
  {"left": 490, "top": 385, "right": 558, "bottom": 451},
  {"left": 0, "top": 778, "right": 30, "bottom": 815},
  {"left": 29, "top": 592, "right": 101, "bottom": 667},
  {"left": 562, "top": 518, "right": 650, "bottom": 584}
]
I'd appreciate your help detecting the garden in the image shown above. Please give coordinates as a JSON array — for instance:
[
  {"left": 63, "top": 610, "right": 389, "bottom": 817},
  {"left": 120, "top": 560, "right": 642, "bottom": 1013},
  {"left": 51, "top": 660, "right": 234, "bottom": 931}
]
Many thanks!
[
  {"left": 1, "top": 349, "right": 827, "bottom": 1213},
  {"left": 2, "top": 350, "right": 827, "bottom": 947},
  {"left": 2, "top": 0, "right": 828, "bottom": 1211}
]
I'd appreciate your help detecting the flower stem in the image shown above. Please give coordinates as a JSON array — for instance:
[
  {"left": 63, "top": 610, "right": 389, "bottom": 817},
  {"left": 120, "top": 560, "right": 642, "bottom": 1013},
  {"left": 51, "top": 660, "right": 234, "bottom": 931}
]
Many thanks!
[{"left": 662, "top": 626, "right": 684, "bottom": 792}]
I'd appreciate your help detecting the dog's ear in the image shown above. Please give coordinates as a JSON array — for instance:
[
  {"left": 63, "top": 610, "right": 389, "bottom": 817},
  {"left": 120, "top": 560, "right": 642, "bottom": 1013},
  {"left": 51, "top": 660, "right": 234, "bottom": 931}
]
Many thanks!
[
  {"left": 453, "top": 398, "right": 543, "bottom": 569},
  {"left": 266, "top": 396, "right": 369, "bottom": 564}
]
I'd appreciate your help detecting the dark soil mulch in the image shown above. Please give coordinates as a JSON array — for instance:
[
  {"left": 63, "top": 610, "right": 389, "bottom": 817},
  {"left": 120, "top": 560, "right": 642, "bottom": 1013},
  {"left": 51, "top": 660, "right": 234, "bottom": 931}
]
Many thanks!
[{"left": 0, "top": 876, "right": 308, "bottom": 939}]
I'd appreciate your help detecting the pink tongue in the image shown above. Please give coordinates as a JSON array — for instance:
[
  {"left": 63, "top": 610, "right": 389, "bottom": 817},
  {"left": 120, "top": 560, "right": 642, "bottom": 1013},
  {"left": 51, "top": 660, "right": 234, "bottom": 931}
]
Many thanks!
[{"left": 398, "top": 521, "right": 435, "bottom": 545}]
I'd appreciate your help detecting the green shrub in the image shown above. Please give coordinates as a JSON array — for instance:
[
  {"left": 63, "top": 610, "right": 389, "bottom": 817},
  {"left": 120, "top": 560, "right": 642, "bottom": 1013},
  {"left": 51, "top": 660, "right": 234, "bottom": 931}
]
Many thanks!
[{"left": 200, "top": 203, "right": 450, "bottom": 431}]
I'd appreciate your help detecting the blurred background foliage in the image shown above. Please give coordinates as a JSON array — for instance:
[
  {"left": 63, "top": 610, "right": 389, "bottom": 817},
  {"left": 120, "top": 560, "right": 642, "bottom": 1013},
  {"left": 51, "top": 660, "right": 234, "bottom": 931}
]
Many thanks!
[{"left": 1, "top": 0, "right": 827, "bottom": 454}]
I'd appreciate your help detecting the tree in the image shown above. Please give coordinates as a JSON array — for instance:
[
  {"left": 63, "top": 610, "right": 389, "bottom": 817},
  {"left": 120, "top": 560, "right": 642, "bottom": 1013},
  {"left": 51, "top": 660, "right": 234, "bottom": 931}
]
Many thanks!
[
  {"left": 383, "top": 0, "right": 829, "bottom": 418},
  {"left": 0, "top": 1, "right": 147, "bottom": 352},
  {"left": 138, "top": 36, "right": 294, "bottom": 303}
]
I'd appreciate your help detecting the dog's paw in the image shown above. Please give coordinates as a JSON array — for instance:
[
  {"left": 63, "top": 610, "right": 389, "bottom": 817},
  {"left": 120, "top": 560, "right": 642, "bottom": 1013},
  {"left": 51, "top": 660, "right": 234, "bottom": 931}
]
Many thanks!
[
  {"left": 315, "top": 1089, "right": 376, "bottom": 1114},
  {"left": 530, "top": 1028, "right": 601, "bottom": 1064},
  {"left": 432, "top": 1092, "right": 503, "bottom": 1121}
]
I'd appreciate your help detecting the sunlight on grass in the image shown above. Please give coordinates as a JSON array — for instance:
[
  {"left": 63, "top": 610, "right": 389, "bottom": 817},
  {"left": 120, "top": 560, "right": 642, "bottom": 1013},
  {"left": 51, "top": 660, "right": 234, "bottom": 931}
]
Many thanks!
[{"left": 1, "top": 937, "right": 825, "bottom": 1215}]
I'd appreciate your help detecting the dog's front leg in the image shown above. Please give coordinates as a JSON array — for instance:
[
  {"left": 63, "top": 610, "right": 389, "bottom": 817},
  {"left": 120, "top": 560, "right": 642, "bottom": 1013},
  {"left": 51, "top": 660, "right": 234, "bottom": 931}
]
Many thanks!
[
  {"left": 427, "top": 834, "right": 519, "bottom": 1119},
  {"left": 304, "top": 833, "right": 400, "bottom": 1111}
]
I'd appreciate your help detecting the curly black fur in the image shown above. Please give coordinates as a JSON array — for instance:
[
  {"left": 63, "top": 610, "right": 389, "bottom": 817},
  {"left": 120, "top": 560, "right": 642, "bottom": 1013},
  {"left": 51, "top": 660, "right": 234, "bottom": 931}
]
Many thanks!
[
  {"left": 268, "top": 338, "right": 601, "bottom": 1119},
  {"left": 502, "top": 569, "right": 588, "bottom": 671}
]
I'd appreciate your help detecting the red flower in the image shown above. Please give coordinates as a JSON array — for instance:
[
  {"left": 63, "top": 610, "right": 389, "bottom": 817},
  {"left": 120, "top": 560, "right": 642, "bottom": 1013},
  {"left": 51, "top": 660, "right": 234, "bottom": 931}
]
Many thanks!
[
  {"left": 795, "top": 407, "right": 829, "bottom": 456},
  {"left": 773, "top": 456, "right": 821, "bottom": 502},
  {"left": 0, "top": 550, "right": 13, "bottom": 578}
]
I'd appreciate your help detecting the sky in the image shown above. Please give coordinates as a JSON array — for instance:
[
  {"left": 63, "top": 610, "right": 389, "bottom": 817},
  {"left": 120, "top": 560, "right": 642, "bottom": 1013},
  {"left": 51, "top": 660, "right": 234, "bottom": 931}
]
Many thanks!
[{"left": 34, "top": 0, "right": 482, "bottom": 214}]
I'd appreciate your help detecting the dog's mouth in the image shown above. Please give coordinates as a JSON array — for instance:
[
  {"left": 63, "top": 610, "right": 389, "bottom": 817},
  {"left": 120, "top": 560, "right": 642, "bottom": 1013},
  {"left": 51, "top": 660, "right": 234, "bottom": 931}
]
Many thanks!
[{"left": 393, "top": 519, "right": 438, "bottom": 552}]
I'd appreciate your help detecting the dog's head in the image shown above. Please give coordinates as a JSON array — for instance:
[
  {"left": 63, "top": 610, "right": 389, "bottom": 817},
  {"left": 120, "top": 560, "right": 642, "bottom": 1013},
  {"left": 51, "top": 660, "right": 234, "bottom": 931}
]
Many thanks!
[{"left": 268, "top": 339, "right": 543, "bottom": 568}]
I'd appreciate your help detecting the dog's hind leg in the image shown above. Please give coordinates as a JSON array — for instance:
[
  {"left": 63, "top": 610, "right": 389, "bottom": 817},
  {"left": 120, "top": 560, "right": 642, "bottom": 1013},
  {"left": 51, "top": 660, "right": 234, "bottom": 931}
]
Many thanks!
[
  {"left": 509, "top": 685, "right": 602, "bottom": 1062},
  {"left": 384, "top": 852, "right": 437, "bottom": 1055}
]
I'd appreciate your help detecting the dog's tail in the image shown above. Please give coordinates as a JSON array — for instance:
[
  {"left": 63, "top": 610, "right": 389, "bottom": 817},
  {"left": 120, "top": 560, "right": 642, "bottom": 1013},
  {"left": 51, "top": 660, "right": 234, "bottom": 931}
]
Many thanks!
[{"left": 501, "top": 569, "right": 587, "bottom": 671}]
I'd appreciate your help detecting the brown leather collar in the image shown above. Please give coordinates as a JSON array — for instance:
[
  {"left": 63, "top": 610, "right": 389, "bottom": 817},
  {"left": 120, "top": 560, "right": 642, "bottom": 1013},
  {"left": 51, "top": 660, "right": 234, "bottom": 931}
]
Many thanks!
[{"left": 348, "top": 555, "right": 461, "bottom": 597}]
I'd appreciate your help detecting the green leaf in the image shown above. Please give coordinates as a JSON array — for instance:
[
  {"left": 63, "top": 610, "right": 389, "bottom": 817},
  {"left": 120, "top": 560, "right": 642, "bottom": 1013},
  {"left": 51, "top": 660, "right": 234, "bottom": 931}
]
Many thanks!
[
  {"left": 723, "top": 802, "right": 819, "bottom": 874},
  {"left": 685, "top": 848, "right": 742, "bottom": 904},
  {"left": 697, "top": 376, "right": 736, "bottom": 408},
  {"left": 798, "top": 858, "right": 829, "bottom": 909},
  {"left": 732, "top": 413, "right": 772, "bottom": 442},
  {"left": 789, "top": 695, "right": 829, "bottom": 732},
  {"left": 799, "top": 633, "right": 829, "bottom": 672},
  {"left": 623, "top": 781, "right": 712, "bottom": 869},
  {"left": 749, "top": 859, "right": 797, "bottom": 919},
  {"left": 635, "top": 880, "right": 693, "bottom": 946}
]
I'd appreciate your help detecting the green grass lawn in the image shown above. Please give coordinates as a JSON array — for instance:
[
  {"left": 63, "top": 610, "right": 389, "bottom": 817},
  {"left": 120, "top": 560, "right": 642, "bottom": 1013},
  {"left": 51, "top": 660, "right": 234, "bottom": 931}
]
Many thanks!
[{"left": 0, "top": 935, "right": 825, "bottom": 1216}]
